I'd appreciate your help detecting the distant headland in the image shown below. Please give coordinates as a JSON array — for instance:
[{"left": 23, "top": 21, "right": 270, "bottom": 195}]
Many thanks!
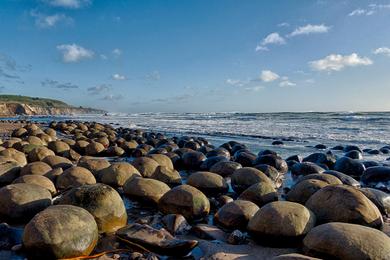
[{"left": 0, "top": 95, "right": 105, "bottom": 116}]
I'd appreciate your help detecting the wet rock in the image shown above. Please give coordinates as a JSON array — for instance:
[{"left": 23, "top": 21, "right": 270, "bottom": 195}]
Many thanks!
[
  {"left": 44, "top": 167, "right": 63, "bottom": 182},
  {"left": 286, "top": 179, "right": 329, "bottom": 205},
  {"left": 296, "top": 173, "right": 342, "bottom": 185},
  {"left": 323, "top": 170, "right": 360, "bottom": 187},
  {"left": 13, "top": 175, "right": 56, "bottom": 195},
  {"left": 367, "top": 149, "right": 380, "bottom": 155},
  {"left": 273, "top": 253, "right": 321, "bottom": 260},
  {"left": 182, "top": 151, "right": 206, "bottom": 169},
  {"left": 78, "top": 157, "right": 110, "bottom": 176},
  {"left": 20, "top": 161, "right": 52, "bottom": 176},
  {"left": 361, "top": 166, "right": 390, "bottom": 186},
  {"left": 360, "top": 187, "right": 390, "bottom": 215},
  {"left": 0, "top": 223, "right": 22, "bottom": 250},
  {"left": 47, "top": 140, "right": 70, "bottom": 155},
  {"left": 333, "top": 157, "right": 366, "bottom": 178},
  {"left": 210, "top": 161, "right": 242, "bottom": 177},
  {"left": 100, "top": 162, "right": 141, "bottom": 187},
  {"left": 85, "top": 141, "right": 105, "bottom": 156},
  {"left": 253, "top": 164, "right": 282, "bottom": 186},
  {"left": 248, "top": 201, "right": 316, "bottom": 247},
  {"left": 0, "top": 148, "right": 27, "bottom": 166},
  {"left": 305, "top": 185, "right": 383, "bottom": 229},
  {"left": 56, "top": 183, "right": 127, "bottom": 233},
  {"left": 200, "top": 156, "right": 228, "bottom": 170},
  {"left": 303, "top": 153, "right": 336, "bottom": 168},
  {"left": 344, "top": 150, "right": 363, "bottom": 160},
  {"left": 147, "top": 154, "right": 174, "bottom": 170},
  {"left": 105, "top": 145, "right": 125, "bottom": 157},
  {"left": 291, "top": 162, "right": 324, "bottom": 178},
  {"left": 331, "top": 145, "right": 344, "bottom": 151},
  {"left": 272, "top": 141, "right": 284, "bottom": 146},
  {"left": 131, "top": 157, "right": 160, "bottom": 178},
  {"left": 0, "top": 161, "right": 21, "bottom": 185},
  {"left": 214, "top": 200, "right": 259, "bottom": 230},
  {"left": 286, "top": 155, "right": 302, "bottom": 162},
  {"left": 42, "top": 155, "right": 73, "bottom": 169},
  {"left": 124, "top": 177, "right": 170, "bottom": 204},
  {"left": 23, "top": 205, "right": 98, "bottom": 259},
  {"left": 343, "top": 145, "right": 363, "bottom": 153},
  {"left": 238, "top": 182, "right": 278, "bottom": 207},
  {"left": 28, "top": 146, "right": 55, "bottom": 162},
  {"left": 0, "top": 183, "right": 52, "bottom": 222},
  {"left": 227, "top": 230, "right": 246, "bottom": 245},
  {"left": 116, "top": 223, "right": 198, "bottom": 256},
  {"left": 56, "top": 166, "right": 96, "bottom": 190},
  {"left": 314, "top": 144, "right": 326, "bottom": 150},
  {"left": 158, "top": 184, "right": 210, "bottom": 220},
  {"left": 234, "top": 152, "right": 257, "bottom": 167},
  {"left": 162, "top": 214, "right": 191, "bottom": 235},
  {"left": 192, "top": 224, "right": 228, "bottom": 241},
  {"left": 187, "top": 171, "right": 229, "bottom": 195},
  {"left": 253, "top": 155, "right": 288, "bottom": 173},
  {"left": 151, "top": 165, "right": 182, "bottom": 186},
  {"left": 303, "top": 223, "right": 390, "bottom": 260},
  {"left": 231, "top": 167, "right": 273, "bottom": 194}
]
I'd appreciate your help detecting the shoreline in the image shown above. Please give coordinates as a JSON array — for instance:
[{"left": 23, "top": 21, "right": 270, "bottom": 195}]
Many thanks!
[{"left": 0, "top": 119, "right": 389, "bottom": 259}]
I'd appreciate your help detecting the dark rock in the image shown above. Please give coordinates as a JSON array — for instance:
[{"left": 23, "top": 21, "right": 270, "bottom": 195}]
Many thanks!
[
  {"left": 323, "top": 170, "right": 360, "bottom": 187},
  {"left": 214, "top": 200, "right": 259, "bottom": 230},
  {"left": 333, "top": 157, "right": 366, "bottom": 178}
]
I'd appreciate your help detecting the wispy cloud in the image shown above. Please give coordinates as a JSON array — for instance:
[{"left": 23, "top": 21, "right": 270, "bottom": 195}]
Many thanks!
[
  {"left": 278, "top": 22, "right": 290, "bottom": 27},
  {"left": 145, "top": 71, "right": 161, "bottom": 81},
  {"left": 279, "top": 80, "right": 296, "bottom": 87},
  {"left": 101, "top": 94, "right": 123, "bottom": 101},
  {"left": 373, "top": 47, "right": 390, "bottom": 57},
  {"left": 30, "top": 11, "right": 73, "bottom": 28},
  {"left": 309, "top": 53, "right": 373, "bottom": 72},
  {"left": 256, "top": 32, "right": 285, "bottom": 52},
  {"left": 41, "top": 79, "right": 79, "bottom": 89},
  {"left": 244, "top": 86, "right": 264, "bottom": 92},
  {"left": 0, "top": 53, "right": 31, "bottom": 82},
  {"left": 87, "top": 84, "right": 110, "bottom": 95},
  {"left": 112, "top": 48, "right": 122, "bottom": 57},
  {"left": 43, "top": 0, "right": 92, "bottom": 9},
  {"left": 112, "top": 73, "right": 126, "bottom": 80},
  {"left": 260, "top": 70, "right": 280, "bottom": 82},
  {"left": 56, "top": 43, "right": 94, "bottom": 63},
  {"left": 288, "top": 24, "right": 331, "bottom": 37},
  {"left": 226, "top": 78, "right": 248, "bottom": 87},
  {"left": 348, "top": 3, "right": 390, "bottom": 17}
]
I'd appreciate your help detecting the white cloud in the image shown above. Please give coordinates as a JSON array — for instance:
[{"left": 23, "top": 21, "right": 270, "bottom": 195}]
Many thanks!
[
  {"left": 262, "top": 32, "right": 286, "bottom": 45},
  {"left": 260, "top": 70, "right": 280, "bottom": 82},
  {"left": 309, "top": 53, "right": 373, "bottom": 72},
  {"left": 245, "top": 86, "right": 264, "bottom": 92},
  {"left": 226, "top": 78, "right": 247, "bottom": 87},
  {"left": 45, "top": 0, "right": 91, "bottom": 9},
  {"left": 255, "top": 45, "right": 269, "bottom": 52},
  {"left": 30, "top": 11, "right": 73, "bottom": 28},
  {"left": 348, "top": 9, "right": 367, "bottom": 16},
  {"left": 56, "top": 44, "right": 94, "bottom": 63},
  {"left": 112, "top": 73, "right": 126, "bottom": 80},
  {"left": 348, "top": 4, "right": 390, "bottom": 17},
  {"left": 373, "top": 47, "right": 390, "bottom": 57},
  {"left": 278, "top": 22, "right": 290, "bottom": 27},
  {"left": 288, "top": 24, "right": 330, "bottom": 37},
  {"left": 279, "top": 80, "right": 296, "bottom": 87},
  {"left": 112, "top": 48, "right": 122, "bottom": 57},
  {"left": 102, "top": 94, "right": 123, "bottom": 101}
]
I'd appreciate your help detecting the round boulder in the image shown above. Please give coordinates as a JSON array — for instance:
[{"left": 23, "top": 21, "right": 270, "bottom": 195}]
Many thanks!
[
  {"left": 333, "top": 157, "right": 365, "bottom": 178},
  {"left": 99, "top": 162, "right": 141, "bottom": 187},
  {"left": 247, "top": 201, "right": 316, "bottom": 246},
  {"left": 210, "top": 161, "right": 242, "bottom": 177},
  {"left": 231, "top": 167, "right": 273, "bottom": 194},
  {"left": 214, "top": 200, "right": 259, "bottom": 230},
  {"left": 305, "top": 185, "right": 383, "bottom": 229},
  {"left": 187, "top": 171, "right": 229, "bottom": 195},
  {"left": 13, "top": 175, "right": 56, "bottom": 195},
  {"left": 131, "top": 157, "right": 159, "bottom": 178},
  {"left": 286, "top": 179, "right": 329, "bottom": 205},
  {"left": 56, "top": 184, "right": 127, "bottom": 233},
  {"left": 20, "top": 161, "right": 52, "bottom": 176},
  {"left": 151, "top": 165, "right": 182, "bottom": 186},
  {"left": 28, "top": 146, "right": 55, "bottom": 162},
  {"left": 124, "top": 177, "right": 170, "bottom": 204},
  {"left": 158, "top": 184, "right": 210, "bottom": 220},
  {"left": 23, "top": 205, "right": 98, "bottom": 259},
  {"left": 303, "top": 222, "right": 390, "bottom": 260},
  {"left": 56, "top": 166, "right": 96, "bottom": 190},
  {"left": 238, "top": 182, "right": 278, "bottom": 207},
  {"left": 0, "top": 161, "right": 21, "bottom": 185}
]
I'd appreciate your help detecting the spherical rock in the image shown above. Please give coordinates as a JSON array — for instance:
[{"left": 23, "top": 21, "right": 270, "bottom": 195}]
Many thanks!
[
  {"left": 0, "top": 161, "right": 21, "bottom": 185},
  {"left": 0, "top": 148, "right": 27, "bottom": 166},
  {"left": 22, "top": 205, "right": 98, "bottom": 259},
  {"left": 0, "top": 183, "right": 52, "bottom": 222},
  {"left": 182, "top": 151, "right": 206, "bottom": 170},
  {"left": 360, "top": 187, "right": 390, "bottom": 215},
  {"left": 77, "top": 157, "right": 110, "bottom": 175},
  {"left": 253, "top": 155, "right": 288, "bottom": 173},
  {"left": 295, "top": 173, "right": 342, "bottom": 185},
  {"left": 56, "top": 184, "right": 127, "bottom": 233},
  {"left": 209, "top": 161, "right": 242, "bottom": 177},
  {"left": 200, "top": 156, "right": 228, "bottom": 171},
  {"left": 231, "top": 167, "right": 273, "bottom": 194},
  {"left": 361, "top": 166, "right": 390, "bottom": 186},
  {"left": 333, "top": 157, "right": 365, "bottom": 178},
  {"left": 291, "top": 162, "right": 324, "bottom": 178},
  {"left": 323, "top": 170, "right": 360, "bottom": 187},
  {"left": 131, "top": 157, "right": 160, "bottom": 178},
  {"left": 20, "top": 161, "right": 52, "bottom": 176},
  {"left": 303, "top": 153, "right": 336, "bottom": 168},
  {"left": 124, "top": 177, "right": 170, "bottom": 204},
  {"left": 238, "top": 182, "right": 278, "bottom": 207},
  {"left": 247, "top": 201, "right": 316, "bottom": 246},
  {"left": 99, "top": 162, "right": 141, "bottom": 187},
  {"left": 85, "top": 141, "right": 105, "bottom": 156},
  {"left": 56, "top": 166, "right": 96, "bottom": 190},
  {"left": 187, "top": 171, "right": 229, "bottom": 195},
  {"left": 48, "top": 140, "right": 70, "bottom": 155},
  {"left": 303, "top": 222, "right": 390, "bottom": 260},
  {"left": 305, "top": 185, "right": 383, "bottom": 229},
  {"left": 253, "top": 164, "right": 282, "bottom": 186},
  {"left": 158, "top": 184, "right": 210, "bottom": 220},
  {"left": 286, "top": 179, "right": 329, "bottom": 205},
  {"left": 214, "top": 200, "right": 259, "bottom": 230},
  {"left": 42, "top": 155, "right": 73, "bottom": 169},
  {"left": 151, "top": 165, "right": 182, "bottom": 186},
  {"left": 28, "top": 146, "right": 55, "bottom": 162},
  {"left": 147, "top": 154, "right": 174, "bottom": 170},
  {"left": 13, "top": 175, "right": 56, "bottom": 195}
]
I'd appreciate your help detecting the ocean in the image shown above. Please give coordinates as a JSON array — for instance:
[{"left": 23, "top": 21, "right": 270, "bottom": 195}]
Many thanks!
[{"left": 16, "top": 111, "right": 390, "bottom": 162}]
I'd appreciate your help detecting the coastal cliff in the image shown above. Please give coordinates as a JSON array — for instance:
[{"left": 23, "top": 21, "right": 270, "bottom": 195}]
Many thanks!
[{"left": 0, "top": 95, "right": 105, "bottom": 116}]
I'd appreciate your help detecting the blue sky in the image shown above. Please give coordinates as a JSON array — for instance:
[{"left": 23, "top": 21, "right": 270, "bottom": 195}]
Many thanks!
[{"left": 0, "top": 0, "right": 390, "bottom": 113}]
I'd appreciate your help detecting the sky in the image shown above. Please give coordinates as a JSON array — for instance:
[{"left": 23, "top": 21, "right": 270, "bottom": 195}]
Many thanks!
[{"left": 0, "top": 0, "right": 390, "bottom": 113}]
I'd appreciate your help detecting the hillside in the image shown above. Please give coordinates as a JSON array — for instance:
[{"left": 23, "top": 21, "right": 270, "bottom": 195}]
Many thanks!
[{"left": 0, "top": 95, "right": 105, "bottom": 116}]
